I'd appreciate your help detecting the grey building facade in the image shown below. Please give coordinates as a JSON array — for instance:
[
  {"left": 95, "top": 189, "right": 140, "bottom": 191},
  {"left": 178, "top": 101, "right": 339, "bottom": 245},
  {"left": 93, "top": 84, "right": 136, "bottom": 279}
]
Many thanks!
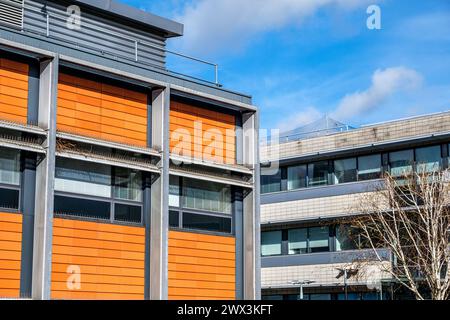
[{"left": 260, "top": 112, "right": 450, "bottom": 300}]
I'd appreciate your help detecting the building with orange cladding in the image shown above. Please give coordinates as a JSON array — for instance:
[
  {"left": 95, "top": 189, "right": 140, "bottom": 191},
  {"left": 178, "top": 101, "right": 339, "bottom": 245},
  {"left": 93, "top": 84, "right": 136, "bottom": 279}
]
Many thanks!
[{"left": 0, "top": 0, "right": 259, "bottom": 300}]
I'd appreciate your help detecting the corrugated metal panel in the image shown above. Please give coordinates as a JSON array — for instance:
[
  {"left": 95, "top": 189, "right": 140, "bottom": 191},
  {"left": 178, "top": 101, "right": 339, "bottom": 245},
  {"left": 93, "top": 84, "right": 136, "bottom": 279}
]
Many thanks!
[
  {"left": 0, "top": 0, "right": 23, "bottom": 29},
  {"left": 23, "top": 0, "right": 166, "bottom": 69}
]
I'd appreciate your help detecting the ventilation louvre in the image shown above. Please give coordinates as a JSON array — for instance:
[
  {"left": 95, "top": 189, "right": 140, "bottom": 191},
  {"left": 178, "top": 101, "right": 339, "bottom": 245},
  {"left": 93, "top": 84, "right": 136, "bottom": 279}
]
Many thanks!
[{"left": 0, "top": 0, "right": 24, "bottom": 29}]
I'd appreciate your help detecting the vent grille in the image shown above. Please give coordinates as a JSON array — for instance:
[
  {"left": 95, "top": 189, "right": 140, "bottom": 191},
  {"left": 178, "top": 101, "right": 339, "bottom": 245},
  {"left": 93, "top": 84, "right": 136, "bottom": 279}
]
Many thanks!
[{"left": 0, "top": 0, "right": 24, "bottom": 29}]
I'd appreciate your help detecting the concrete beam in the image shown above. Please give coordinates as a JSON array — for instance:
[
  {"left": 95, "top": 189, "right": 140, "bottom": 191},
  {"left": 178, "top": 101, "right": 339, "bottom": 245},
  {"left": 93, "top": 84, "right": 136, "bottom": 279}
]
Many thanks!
[
  {"left": 149, "top": 87, "right": 170, "bottom": 300},
  {"left": 242, "top": 111, "right": 261, "bottom": 300},
  {"left": 31, "top": 57, "right": 58, "bottom": 300}
]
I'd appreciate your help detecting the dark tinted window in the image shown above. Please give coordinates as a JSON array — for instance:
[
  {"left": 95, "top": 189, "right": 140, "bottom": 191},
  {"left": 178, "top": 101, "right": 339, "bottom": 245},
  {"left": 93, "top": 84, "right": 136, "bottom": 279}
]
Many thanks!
[
  {"left": 114, "top": 203, "right": 142, "bottom": 223},
  {"left": 0, "top": 188, "right": 19, "bottom": 210},
  {"left": 334, "top": 158, "right": 357, "bottom": 183},
  {"left": 54, "top": 195, "right": 110, "bottom": 220},
  {"left": 169, "top": 210, "right": 180, "bottom": 228},
  {"left": 261, "top": 169, "right": 281, "bottom": 193},
  {"left": 182, "top": 212, "right": 232, "bottom": 233},
  {"left": 308, "top": 161, "right": 329, "bottom": 187}
]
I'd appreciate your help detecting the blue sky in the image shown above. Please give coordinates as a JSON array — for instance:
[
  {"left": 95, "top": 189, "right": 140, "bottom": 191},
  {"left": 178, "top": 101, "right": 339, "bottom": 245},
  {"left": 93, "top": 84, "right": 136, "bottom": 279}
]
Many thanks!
[{"left": 122, "top": 0, "right": 450, "bottom": 132}]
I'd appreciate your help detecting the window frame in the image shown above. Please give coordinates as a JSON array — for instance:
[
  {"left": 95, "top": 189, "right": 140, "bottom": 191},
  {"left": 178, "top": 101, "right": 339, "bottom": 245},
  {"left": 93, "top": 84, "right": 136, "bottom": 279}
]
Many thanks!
[
  {"left": 53, "top": 158, "right": 144, "bottom": 225},
  {"left": 168, "top": 176, "right": 235, "bottom": 236},
  {"left": 0, "top": 147, "right": 22, "bottom": 213}
]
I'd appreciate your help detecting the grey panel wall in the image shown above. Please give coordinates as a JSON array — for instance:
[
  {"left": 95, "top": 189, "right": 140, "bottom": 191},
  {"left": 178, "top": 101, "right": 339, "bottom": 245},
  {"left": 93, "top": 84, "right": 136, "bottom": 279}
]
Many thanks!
[{"left": 24, "top": 0, "right": 167, "bottom": 69}]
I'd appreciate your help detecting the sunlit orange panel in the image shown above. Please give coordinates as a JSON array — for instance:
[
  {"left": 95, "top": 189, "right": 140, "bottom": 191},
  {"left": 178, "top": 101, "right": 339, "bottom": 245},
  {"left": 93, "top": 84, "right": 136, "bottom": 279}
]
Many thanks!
[
  {"left": 51, "top": 218, "right": 146, "bottom": 300},
  {"left": 57, "top": 73, "right": 148, "bottom": 147},
  {"left": 0, "top": 212, "right": 23, "bottom": 299},
  {"left": 0, "top": 58, "right": 29, "bottom": 124},
  {"left": 168, "top": 231, "right": 236, "bottom": 300},
  {"left": 170, "top": 101, "right": 236, "bottom": 164}
]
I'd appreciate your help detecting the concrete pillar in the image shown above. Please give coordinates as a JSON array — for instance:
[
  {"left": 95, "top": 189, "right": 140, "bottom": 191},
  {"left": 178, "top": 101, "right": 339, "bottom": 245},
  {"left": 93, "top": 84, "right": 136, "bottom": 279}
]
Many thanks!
[
  {"left": 242, "top": 111, "right": 261, "bottom": 300},
  {"left": 31, "top": 57, "right": 58, "bottom": 300},
  {"left": 149, "top": 86, "right": 170, "bottom": 300}
]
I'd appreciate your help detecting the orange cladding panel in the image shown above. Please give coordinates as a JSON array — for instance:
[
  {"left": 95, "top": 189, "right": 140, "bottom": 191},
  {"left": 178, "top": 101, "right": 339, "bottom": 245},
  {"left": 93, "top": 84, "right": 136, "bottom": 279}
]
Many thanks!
[
  {"left": 57, "top": 74, "right": 148, "bottom": 147},
  {"left": 0, "top": 212, "right": 22, "bottom": 298},
  {"left": 51, "top": 218, "right": 145, "bottom": 300},
  {"left": 168, "top": 231, "right": 236, "bottom": 300},
  {"left": 0, "top": 58, "right": 29, "bottom": 124},
  {"left": 170, "top": 101, "right": 236, "bottom": 164}
]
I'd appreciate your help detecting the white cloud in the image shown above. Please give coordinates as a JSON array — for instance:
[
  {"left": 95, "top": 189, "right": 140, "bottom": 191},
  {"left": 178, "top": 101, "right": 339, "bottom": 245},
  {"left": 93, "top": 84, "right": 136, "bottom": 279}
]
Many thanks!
[
  {"left": 175, "top": 0, "right": 374, "bottom": 54},
  {"left": 331, "top": 67, "right": 423, "bottom": 121}
]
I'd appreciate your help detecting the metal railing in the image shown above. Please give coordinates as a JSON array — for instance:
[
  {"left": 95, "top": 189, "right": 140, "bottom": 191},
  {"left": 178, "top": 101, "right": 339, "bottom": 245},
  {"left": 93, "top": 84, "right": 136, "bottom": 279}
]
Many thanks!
[
  {"left": 279, "top": 125, "right": 353, "bottom": 143},
  {"left": 23, "top": 3, "right": 220, "bottom": 86}
]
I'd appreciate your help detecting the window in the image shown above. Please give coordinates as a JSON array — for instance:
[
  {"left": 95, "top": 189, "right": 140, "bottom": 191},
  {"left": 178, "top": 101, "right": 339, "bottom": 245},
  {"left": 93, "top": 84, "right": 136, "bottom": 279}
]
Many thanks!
[
  {"left": 287, "top": 165, "right": 307, "bottom": 190},
  {"left": 114, "top": 203, "right": 141, "bottom": 223},
  {"left": 309, "top": 226, "right": 330, "bottom": 253},
  {"left": 288, "top": 228, "right": 307, "bottom": 254},
  {"left": 183, "top": 212, "right": 232, "bottom": 233},
  {"left": 169, "top": 176, "right": 233, "bottom": 234},
  {"left": 415, "top": 145, "right": 441, "bottom": 173},
  {"left": 54, "top": 158, "right": 143, "bottom": 224},
  {"left": 261, "top": 169, "right": 281, "bottom": 193},
  {"left": 183, "top": 178, "right": 231, "bottom": 214},
  {"left": 336, "top": 225, "right": 359, "bottom": 251},
  {"left": 113, "top": 168, "right": 142, "bottom": 202},
  {"left": 0, "top": 148, "right": 20, "bottom": 186},
  {"left": 169, "top": 210, "right": 180, "bottom": 228},
  {"left": 307, "top": 161, "right": 329, "bottom": 187},
  {"left": 334, "top": 158, "right": 357, "bottom": 184},
  {"left": 169, "top": 176, "right": 180, "bottom": 207},
  {"left": 358, "top": 154, "right": 381, "bottom": 181},
  {"left": 0, "top": 188, "right": 19, "bottom": 210},
  {"left": 261, "top": 231, "right": 282, "bottom": 256},
  {"left": 55, "top": 158, "right": 111, "bottom": 198},
  {"left": 389, "top": 149, "right": 414, "bottom": 177},
  {"left": 54, "top": 195, "right": 110, "bottom": 220},
  {"left": 287, "top": 226, "right": 330, "bottom": 255},
  {"left": 0, "top": 148, "right": 20, "bottom": 210}
]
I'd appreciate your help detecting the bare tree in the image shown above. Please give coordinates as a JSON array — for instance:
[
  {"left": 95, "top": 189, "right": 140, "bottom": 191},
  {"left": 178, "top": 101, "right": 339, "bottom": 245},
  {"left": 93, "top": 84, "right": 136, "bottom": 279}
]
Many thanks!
[{"left": 351, "top": 168, "right": 450, "bottom": 300}]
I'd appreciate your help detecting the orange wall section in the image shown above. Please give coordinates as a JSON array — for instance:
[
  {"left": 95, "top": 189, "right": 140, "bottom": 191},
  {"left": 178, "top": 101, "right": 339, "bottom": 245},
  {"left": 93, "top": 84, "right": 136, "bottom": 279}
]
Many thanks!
[
  {"left": 168, "top": 231, "right": 236, "bottom": 300},
  {"left": 0, "top": 212, "right": 23, "bottom": 298},
  {"left": 170, "top": 101, "right": 236, "bottom": 164},
  {"left": 57, "top": 73, "right": 148, "bottom": 147},
  {"left": 51, "top": 218, "right": 146, "bottom": 300},
  {"left": 0, "top": 58, "right": 29, "bottom": 124}
]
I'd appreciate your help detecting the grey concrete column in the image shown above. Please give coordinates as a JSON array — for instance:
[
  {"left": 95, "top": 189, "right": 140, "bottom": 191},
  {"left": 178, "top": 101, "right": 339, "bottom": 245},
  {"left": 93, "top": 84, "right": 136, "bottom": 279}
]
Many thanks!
[
  {"left": 149, "top": 86, "right": 170, "bottom": 300},
  {"left": 31, "top": 57, "right": 58, "bottom": 300},
  {"left": 242, "top": 111, "right": 261, "bottom": 300},
  {"left": 20, "top": 152, "right": 36, "bottom": 298}
]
